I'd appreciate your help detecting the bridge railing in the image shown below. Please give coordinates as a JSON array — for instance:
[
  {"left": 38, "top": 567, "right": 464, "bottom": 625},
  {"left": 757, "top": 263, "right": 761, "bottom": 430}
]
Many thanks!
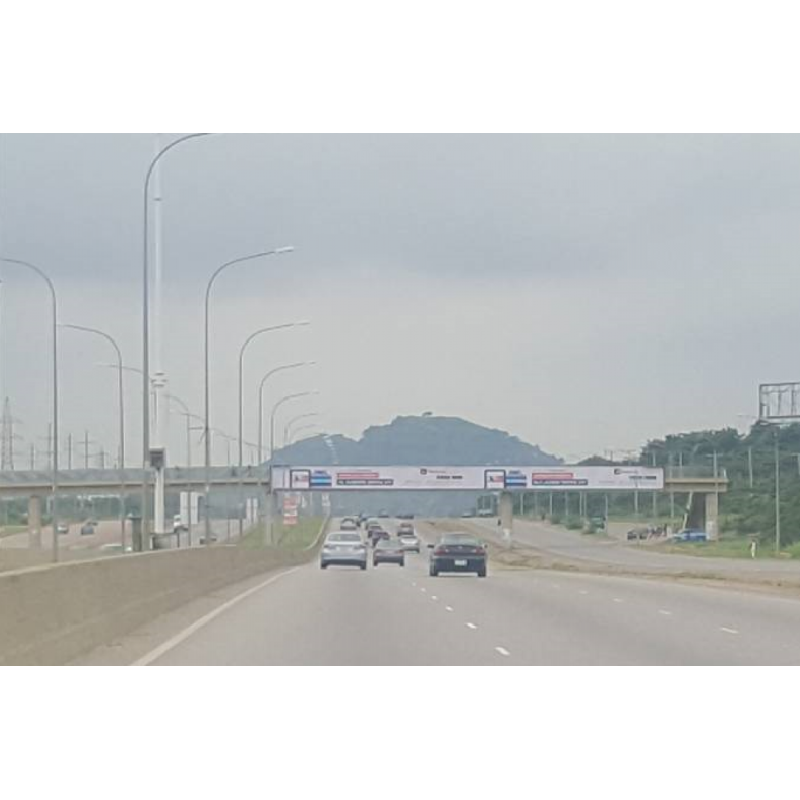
[
  {"left": 664, "top": 466, "right": 728, "bottom": 480},
  {"left": 0, "top": 466, "right": 271, "bottom": 485}
]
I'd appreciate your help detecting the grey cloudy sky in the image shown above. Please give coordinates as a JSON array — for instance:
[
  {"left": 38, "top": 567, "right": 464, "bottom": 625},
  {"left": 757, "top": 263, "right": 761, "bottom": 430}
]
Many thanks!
[{"left": 1, "top": 133, "right": 799, "bottom": 467}]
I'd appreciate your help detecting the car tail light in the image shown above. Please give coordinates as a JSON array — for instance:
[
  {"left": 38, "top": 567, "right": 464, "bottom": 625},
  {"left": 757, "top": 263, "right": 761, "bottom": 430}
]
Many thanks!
[
  {"left": 473, "top": 547, "right": 486, "bottom": 555},
  {"left": 434, "top": 547, "right": 447, "bottom": 556}
]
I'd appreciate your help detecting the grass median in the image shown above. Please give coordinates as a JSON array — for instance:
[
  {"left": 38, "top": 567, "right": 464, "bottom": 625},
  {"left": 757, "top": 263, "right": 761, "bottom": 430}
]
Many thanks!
[
  {"left": 241, "top": 517, "right": 324, "bottom": 549},
  {"left": 652, "top": 537, "right": 800, "bottom": 559}
]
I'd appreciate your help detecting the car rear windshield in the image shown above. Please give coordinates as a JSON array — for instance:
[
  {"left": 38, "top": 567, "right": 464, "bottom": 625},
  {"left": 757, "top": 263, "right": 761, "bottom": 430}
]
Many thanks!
[
  {"left": 441, "top": 534, "right": 480, "bottom": 546},
  {"left": 327, "top": 533, "right": 362, "bottom": 543},
  {"left": 377, "top": 540, "right": 402, "bottom": 549}
]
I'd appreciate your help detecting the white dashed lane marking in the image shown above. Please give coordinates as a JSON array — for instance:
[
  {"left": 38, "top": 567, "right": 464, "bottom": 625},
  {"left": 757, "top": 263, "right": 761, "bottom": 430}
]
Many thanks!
[
  {"left": 720, "top": 627, "right": 739, "bottom": 635},
  {"left": 445, "top": 606, "right": 453, "bottom": 612},
  {"left": 495, "top": 646, "right": 511, "bottom": 657},
  {"left": 466, "top": 622, "right": 477, "bottom": 630},
  {"left": 659, "top": 609, "right": 673, "bottom": 616},
  {"left": 579, "top": 590, "right": 589, "bottom": 595},
  {"left": 431, "top": 596, "right": 438, "bottom": 601},
  {"left": 613, "top": 598, "right": 623, "bottom": 603}
]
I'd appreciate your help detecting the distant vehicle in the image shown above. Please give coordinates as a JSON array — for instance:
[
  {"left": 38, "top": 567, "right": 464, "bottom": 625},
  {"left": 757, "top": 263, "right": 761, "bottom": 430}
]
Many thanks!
[
  {"left": 476, "top": 508, "right": 494, "bottom": 518},
  {"left": 428, "top": 532, "right": 487, "bottom": 577},
  {"left": 460, "top": 510, "right": 475, "bottom": 518},
  {"left": 398, "top": 532, "right": 421, "bottom": 553},
  {"left": 320, "top": 531, "right": 367, "bottom": 570},
  {"left": 396, "top": 521, "right": 415, "bottom": 537},
  {"left": 80, "top": 521, "right": 96, "bottom": 536},
  {"left": 369, "top": 527, "right": 390, "bottom": 547},
  {"left": 173, "top": 514, "right": 188, "bottom": 533},
  {"left": 198, "top": 534, "right": 218, "bottom": 544},
  {"left": 626, "top": 527, "right": 649, "bottom": 541},
  {"left": 57, "top": 523, "right": 69, "bottom": 535},
  {"left": 378, "top": 510, "right": 390, "bottom": 518},
  {"left": 340, "top": 518, "right": 358, "bottom": 531},
  {"left": 673, "top": 528, "right": 707, "bottom": 543},
  {"left": 373, "top": 539, "right": 405, "bottom": 567},
  {"left": 396, "top": 513, "right": 415, "bottom": 520}
]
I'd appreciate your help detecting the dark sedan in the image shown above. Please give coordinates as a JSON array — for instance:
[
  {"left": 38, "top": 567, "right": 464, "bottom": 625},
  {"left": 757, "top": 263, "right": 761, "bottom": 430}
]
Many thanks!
[
  {"left": 428, "top": 533, "right": 487, "bottom": 577},
  {"left": 373, "top": 539, "right": 405, "bottom": 567},
  {"left": 368, "top": 527, "right": 390, "bottom": 547}
]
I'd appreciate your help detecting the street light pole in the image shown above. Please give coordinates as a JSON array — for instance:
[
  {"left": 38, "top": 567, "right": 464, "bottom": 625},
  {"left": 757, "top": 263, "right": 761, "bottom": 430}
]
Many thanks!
[
  {"left": 775, "top": 428, "right": 781, "bottom": 555},
  {"left": 288, "top": 422, "right": 321, "bottom": 445},
  {"left": 2, "top": 258, "right": 60, "bottom": 562},
  {"left": 203, "top": 247, "right": 294, "bottom": 547},
  {"left": 237, "top": 321, "right": 309, "bottom": 537},
  {"left": 284, "top": 412, "right": 320, "bottom": 446},
  {"left": 267, "top": 390, "right": 318, "bottom": 544},
  {"left": 142, "top": 133, "right": 212, "bottom": 552},
  {"left": 164, "top": 392, "right": 201, "bottom": 547},
  {"left": 256, "top": 362, "right": 315, "bottom": 463},
  {"left": 60, "top": 323, "right": 126, "bottom": 551}
]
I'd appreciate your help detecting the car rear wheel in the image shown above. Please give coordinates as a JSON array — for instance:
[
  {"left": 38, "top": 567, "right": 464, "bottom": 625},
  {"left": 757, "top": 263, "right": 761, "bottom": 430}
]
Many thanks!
[
  {"left": 477, "top": 566, "right": 487, "bottom": 578},
  {"left": 429, "top": 565, "right": 438, "bottom": 577},
  {"left": 320, "top": 562, "right": 327, "bottom": 570},
  {"left": 360, "top": 563, "right": 367, "bottom": 571}
]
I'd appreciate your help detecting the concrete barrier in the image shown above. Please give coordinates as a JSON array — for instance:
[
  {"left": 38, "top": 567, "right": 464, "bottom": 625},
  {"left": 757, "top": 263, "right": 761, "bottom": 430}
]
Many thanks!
[{"left": 0, "top": 517, "right": 329, "bottom": 666}]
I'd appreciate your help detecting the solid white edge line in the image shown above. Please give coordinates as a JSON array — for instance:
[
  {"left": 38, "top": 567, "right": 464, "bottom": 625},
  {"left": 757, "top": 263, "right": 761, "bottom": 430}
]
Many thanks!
[{"left": 131, "top": 566, "right": 303, "bottom": 666}]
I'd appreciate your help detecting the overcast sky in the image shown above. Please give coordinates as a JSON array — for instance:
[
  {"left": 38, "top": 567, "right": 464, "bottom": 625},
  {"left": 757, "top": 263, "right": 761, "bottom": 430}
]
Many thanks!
[{"left": 1, "top": 133, "right": 798, "bottom": 467}]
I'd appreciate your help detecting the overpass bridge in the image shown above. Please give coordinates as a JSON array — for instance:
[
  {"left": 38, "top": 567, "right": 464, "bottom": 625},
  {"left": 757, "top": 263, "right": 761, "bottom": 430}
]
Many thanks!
[{"left": 0, "top": 466, "right": 269, "bottom": 498}]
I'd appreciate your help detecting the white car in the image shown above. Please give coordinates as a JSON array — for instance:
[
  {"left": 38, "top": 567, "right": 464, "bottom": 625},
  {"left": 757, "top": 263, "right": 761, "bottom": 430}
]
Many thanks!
[
  {"left": 398, "top": 534, "right": 421, "bottom": 553},
  {"left": 320, "top": 531, "right": 368, "bottom": 570}
]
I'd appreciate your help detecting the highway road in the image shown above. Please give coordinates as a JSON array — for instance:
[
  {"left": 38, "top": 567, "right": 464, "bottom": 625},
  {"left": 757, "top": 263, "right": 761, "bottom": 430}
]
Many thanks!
[
  {"left": 83, "top": 518, "right": 800, "bottom": 666},
  {"left": 467, "top": 516, "right": 800, "bottom": 582}
]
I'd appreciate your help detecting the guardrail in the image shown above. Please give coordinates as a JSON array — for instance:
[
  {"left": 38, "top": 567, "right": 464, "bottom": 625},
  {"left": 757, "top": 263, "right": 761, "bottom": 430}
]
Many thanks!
[{"left": 664, "top": 466, "right": 728, "bottom": 480}]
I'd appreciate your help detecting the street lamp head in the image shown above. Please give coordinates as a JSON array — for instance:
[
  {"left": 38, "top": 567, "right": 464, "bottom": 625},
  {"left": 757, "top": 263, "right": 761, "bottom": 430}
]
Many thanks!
[
  {"left": 295, "top": 320, "right": 311, "bottom": 326},
  {"left": 275, "top": 246, "right": 295, "bottom": 255}
]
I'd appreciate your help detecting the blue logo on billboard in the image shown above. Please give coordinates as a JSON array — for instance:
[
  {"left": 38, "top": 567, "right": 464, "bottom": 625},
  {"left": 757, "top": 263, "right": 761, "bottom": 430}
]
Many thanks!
[
  {"left": 505, "top": 470, "right": 527, "bottom": 488},
  {"left": 310, "top": 470, "right": 332, "bottom": 487}
]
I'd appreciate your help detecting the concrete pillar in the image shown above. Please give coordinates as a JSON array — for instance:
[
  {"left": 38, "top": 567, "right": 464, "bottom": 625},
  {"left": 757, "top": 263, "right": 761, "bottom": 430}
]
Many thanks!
[
  {"left": 705, "top": 491, "right": 719, "bottom": 541},
  {"left": 28, "top": 494, "right": 42, "bottom": 548}
]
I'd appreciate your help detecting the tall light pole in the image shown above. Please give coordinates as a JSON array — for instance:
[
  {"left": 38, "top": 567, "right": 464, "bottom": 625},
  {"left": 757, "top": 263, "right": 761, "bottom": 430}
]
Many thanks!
[
  {"left": 269, "top": 391, "right": 319, "bottom": 464},
  {"left": 256, "top": 361, "right": 315, "bottom": 463},
  {"left": 61, "top": 323, "right": 126, "bottom": 551},
  {"left": 2, "top": 258, "right": 60, "bottom": 562},
  {"left": 203, "top": 247, "right": 294, "bottom": 547},
  {"left": 164, "top": 392, "right": 201, "bottom": 547},
  {"left": 288, "top": 422, "right": 321, "bottom": 445},
  {"left": 237, "top": 320, "right": 309, "bottom": 537},
  {"left": 284, "top": 412, "right": 320, "bottom": 446},
  {"left": 774, "top": 426, "right": 781, "bottom": 555},
  {"left": 142, "top": 132, "right": 212, "bottom": 551},
  {"left": 267, "top": 390, "right": 318, "bottom": 544}
]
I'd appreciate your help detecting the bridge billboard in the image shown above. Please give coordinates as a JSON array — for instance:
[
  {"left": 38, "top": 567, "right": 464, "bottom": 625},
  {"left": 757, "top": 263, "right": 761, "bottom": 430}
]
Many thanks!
[{"left": 270, "top": 465, "right": 663, "bottom": 492}]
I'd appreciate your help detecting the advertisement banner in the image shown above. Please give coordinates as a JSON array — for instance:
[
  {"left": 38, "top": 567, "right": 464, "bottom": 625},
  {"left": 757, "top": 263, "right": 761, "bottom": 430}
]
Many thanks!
[{"left": 271, "top": 465, "right": 663, "bottom": 492}]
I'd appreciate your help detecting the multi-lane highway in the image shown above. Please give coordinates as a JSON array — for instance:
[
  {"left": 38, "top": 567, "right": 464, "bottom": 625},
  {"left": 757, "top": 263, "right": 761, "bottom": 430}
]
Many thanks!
[{"left": 75, "top": 518, "right": 800, "bottom": 665}]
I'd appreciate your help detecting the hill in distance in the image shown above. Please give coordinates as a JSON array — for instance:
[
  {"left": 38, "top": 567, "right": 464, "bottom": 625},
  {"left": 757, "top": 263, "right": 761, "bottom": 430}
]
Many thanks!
[{"left": 271, "top": 414, "right": 560, "bottom": 467}]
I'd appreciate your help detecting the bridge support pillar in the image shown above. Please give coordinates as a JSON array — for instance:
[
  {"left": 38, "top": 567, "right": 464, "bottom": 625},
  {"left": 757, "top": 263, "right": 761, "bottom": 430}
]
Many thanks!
[
  {"left": 685, "top": 491, "right": 720, "bottom": 541},
  {"left": 705, "top": 491, "right": 719, "bottom": 541},
  {"left": 28, "top": 494, "right": 42, "bottom": 548},
  {"left": 498, "top": 491, "right": 513, "bottom": 545}
]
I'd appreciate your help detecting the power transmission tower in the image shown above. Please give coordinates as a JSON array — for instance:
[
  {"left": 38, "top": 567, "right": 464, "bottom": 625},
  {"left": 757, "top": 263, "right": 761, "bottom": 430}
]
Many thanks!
[
  {"left": 0, "top": 396, "right": 22, "bottom": 470},
  {"left": 76, "top": 430, "right": 98, "bottom": 470}
]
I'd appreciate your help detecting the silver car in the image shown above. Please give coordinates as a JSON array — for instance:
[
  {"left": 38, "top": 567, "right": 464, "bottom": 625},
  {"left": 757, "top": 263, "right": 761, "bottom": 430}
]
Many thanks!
[{"left": 320, "top": 531, "right": 368, "bottom": 570}]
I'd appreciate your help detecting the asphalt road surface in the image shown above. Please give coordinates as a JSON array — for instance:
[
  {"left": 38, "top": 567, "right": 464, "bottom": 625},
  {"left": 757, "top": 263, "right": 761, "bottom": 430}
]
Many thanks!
[
  {"left": 116, "top": 519, "right": 800, "bottom": 666},
  {"left": 467, "top": 516, "right": 800, "bottom": 581}
]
